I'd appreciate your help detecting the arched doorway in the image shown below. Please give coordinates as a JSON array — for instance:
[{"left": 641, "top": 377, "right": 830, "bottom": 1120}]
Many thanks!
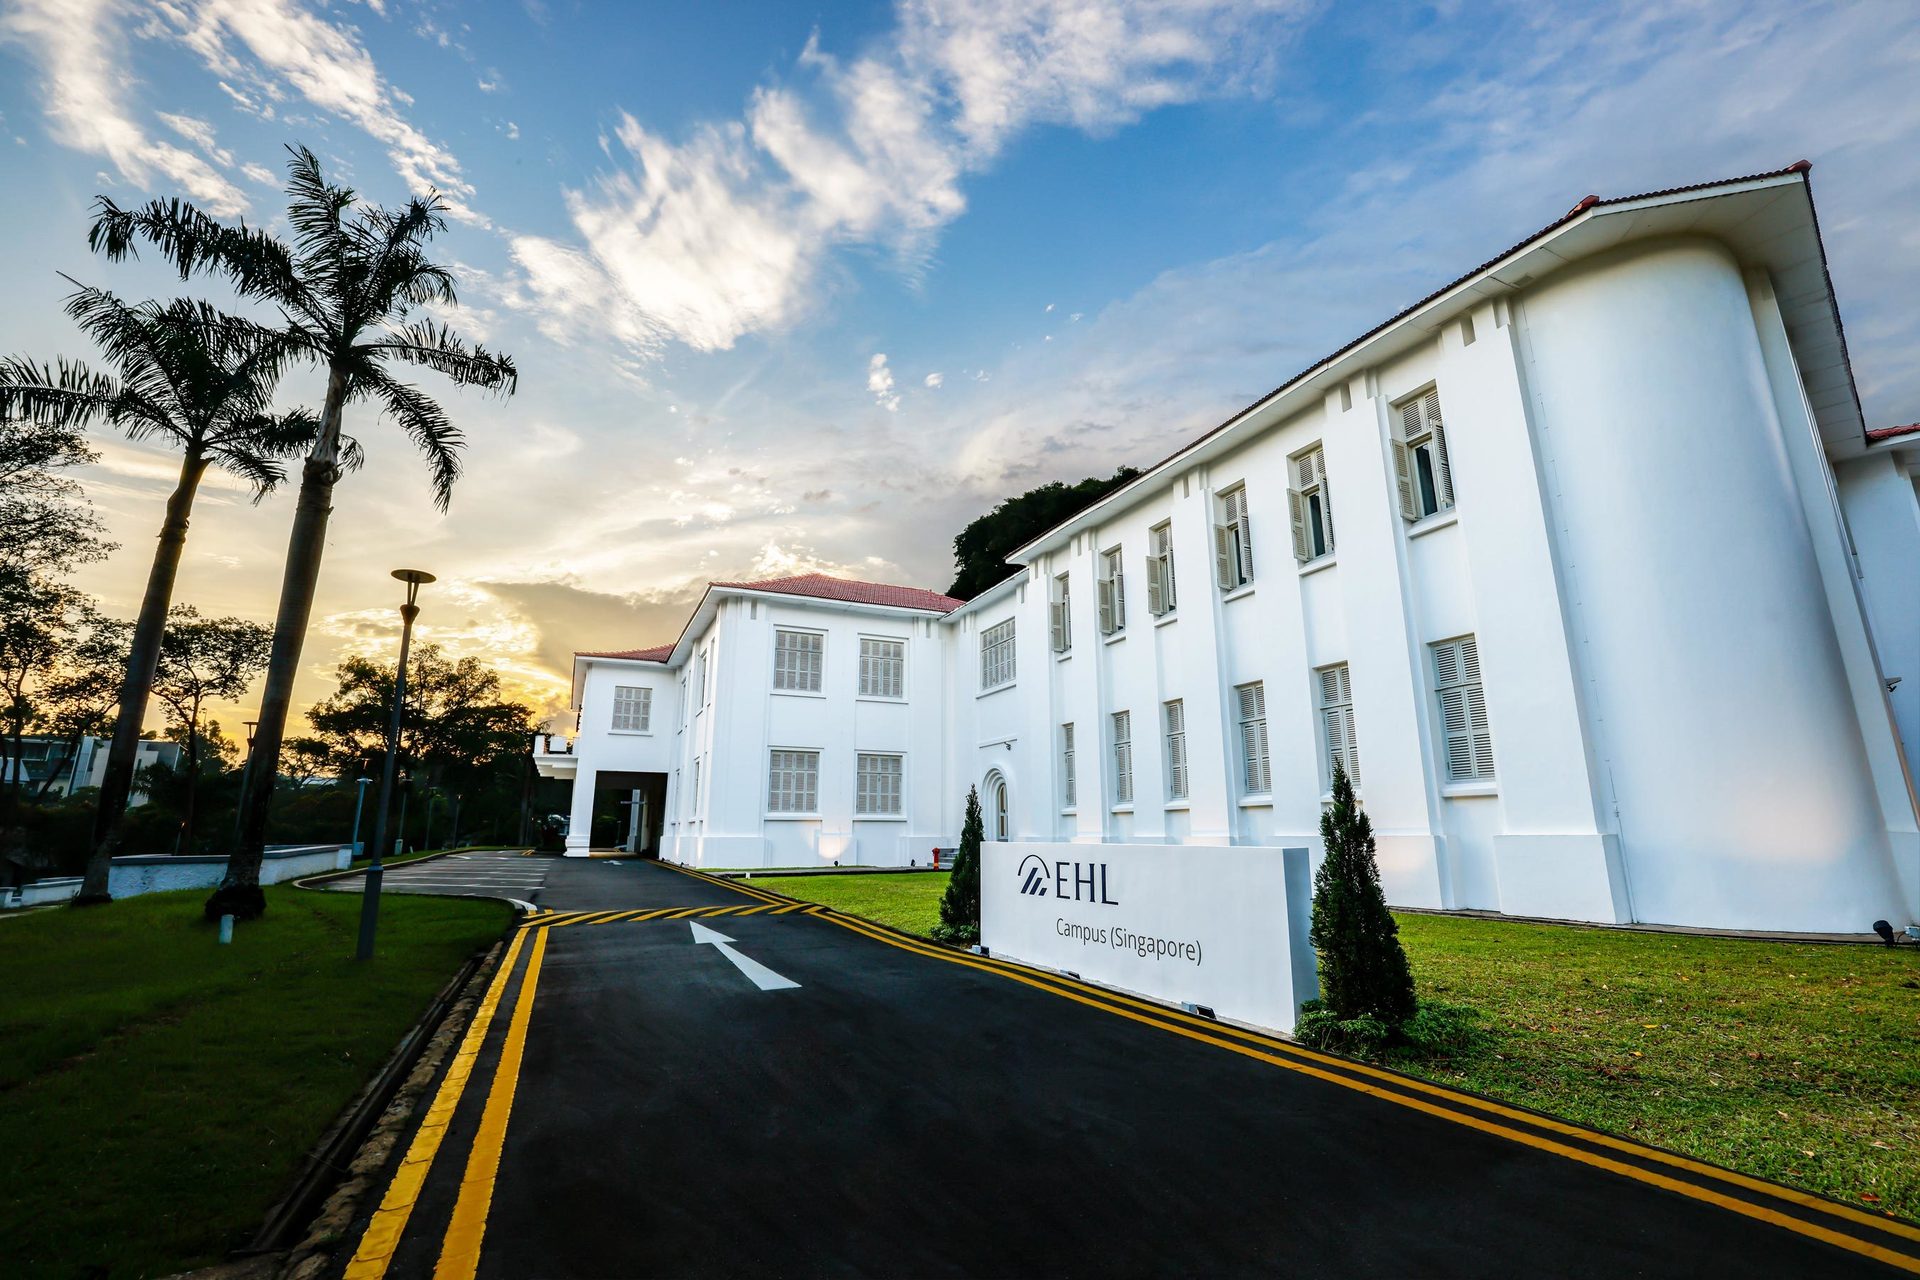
[{"left": 984, "top": 771, "right": 1010, "bottom": 841}]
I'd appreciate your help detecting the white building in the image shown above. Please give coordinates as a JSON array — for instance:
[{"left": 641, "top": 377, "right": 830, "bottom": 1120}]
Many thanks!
[
  {"left": 540, "top": 165, "right": 1920, "bottom": 935},
  {"left": 1, "top": 734, "right": 182, "bottom": 803}
]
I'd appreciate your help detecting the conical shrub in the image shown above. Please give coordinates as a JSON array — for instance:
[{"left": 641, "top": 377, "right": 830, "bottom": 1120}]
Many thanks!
[{"left": 1310, "top": 762, "right": 1416, "bottom": 1025}]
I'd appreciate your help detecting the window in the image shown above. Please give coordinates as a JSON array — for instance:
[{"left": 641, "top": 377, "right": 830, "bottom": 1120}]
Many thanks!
[
  {"left": 1147, "top": 522, "right": 1177, "bottom": 616},
  {"left": 698, "top": 648, "right": 711, "bottom": 704},
  {"left": 1318, "top": 664, "right": 1360, "bottom": 790},
  {"left": 1392, "top": 387, "right": 1455, "bottom": 520},
  {"left": 859, "top": 637, "right": 905, "bottom": 698},
  {"left": 679, "top": 672, "right": 690, "bottom": 726},
  {"left": 691, "top": 757, "right": 702, "bottom": 816},
  {"left": 1235, "top": 681, "right": 1271, "bottom": 795},
  {"left": 980, "top": 618, "right": 1016, "bottom": 689},
  {"left": 1163, "top": 699, "right": 1188, "bottom": 801},
  {"left": 856, "top": 753, "right": 904, "bottom": 815},
  {"left": 1061, "top": 723, "right": 1077, "bottom": 808},
  {"left": 768, "top": 749, "right": 820, "bottom": 813},
  {"left": 1214, "top": 485, "right": 1254, "bottom": 590},
  {"left": 1288, "top": 445, "right": 1335, "bottom": 562},
  {"left": 1432, "top": 636, "right": 1495, "bottom": 782},
  {"left": 773, "top": 629, "right": 823, "bottom": 692},
  {"left": 1111, "top": 710, "right": 1134, "bottom": 805},
  {"left": 1050, "top": 574, "right": 1072, "bottom": 653},
  {"left": 1097, "top": 547, "right": 1127, "bottom": 635},
  {"left": 611, "top": 685, "right": 651, "bottom": 732}
]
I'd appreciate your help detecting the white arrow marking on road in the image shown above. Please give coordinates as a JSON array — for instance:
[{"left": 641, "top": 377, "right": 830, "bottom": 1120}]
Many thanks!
[{"left": 690, "top": 920, "right": 800, "bottom": 991}]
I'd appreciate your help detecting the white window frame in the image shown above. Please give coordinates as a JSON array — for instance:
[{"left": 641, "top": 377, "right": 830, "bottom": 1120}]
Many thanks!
[
  {"left": 1317, "top": 663, "right": 1360, "bottom": 791},
  {"left": 1147, "top": 521, "right": 1177, "bottom": 616},
  {"left": 1050, "top": 574, "right": 1072, "bottom": 653},
  {"left": 1214, "top": 485, "right": 1254, "bottom": 590},
  {"left": 1432, "top": 636, "right": 1495, "bottom": 782},
  {"left": 772, "top": 628, "right": 824, "bottom": 693},
  {"left": 1392, "top": 386, "right": 1455, "bottom": 521},
  {"left": 1288, "top": 445, "right": 1335, "bottom": 563},
  {"left": 1163, "top": 699, "right": 1188, "bottom": 801},
  {"left": 767, "top": 748, "right": 821, "bottom": 815},
  {"left": 1097, "top": 546, "right": 1127, "bottom": 636},
  {"left": 980, "top": 618, "right": 1016, "bottom": 690},
  {"left": 698, "top": 648, "right": 712, "bottom": 706},
  {"left": 1235, "top": 681, "right": 1272, "bottom": 796},
  {"left": 1061, "top": 723, "right": 1077, "bottom": 810},
  {"left": 858, "top": 636, "right": 906, "bottom": 699},
  {"left": 855, "top": 752, "right": 904, "bottom": 817},
  {"left": 610, "top": 684, "right": 652, "bottom": 733},
  {"left": 1110, "top": 710, "right": 1134, "bottom": 806}
]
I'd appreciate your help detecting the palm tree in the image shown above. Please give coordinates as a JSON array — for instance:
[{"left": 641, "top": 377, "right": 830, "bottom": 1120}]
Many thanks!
[
  {"left": 0, "top": 287, "right": 316, "bottom": 904},
  {"left": 89, "top": 145, "right": 517, "bottom": 919}
]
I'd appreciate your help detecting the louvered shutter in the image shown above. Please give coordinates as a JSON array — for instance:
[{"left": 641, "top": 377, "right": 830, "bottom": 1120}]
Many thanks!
[
  {"left": 1111, "top": 711, "right": 1133, "bottom": 804},
  {"left": 1236, "top": 683, "right": 1270, "bottom": 793},
  {"left": 1424, "top": 390, "right": 1455, "bottom": 508},
  {"left": 1147, "top": 555, "right": 1166, "bottom": 615},
  {"left": 1097, "top": 577, "right": 1115, "bottom": 635},
  {"left": 1050, "top": 600, "right": 1067, "bottom": 652},
  {"left": 1112, "top": 564, "right": 1126, "bottom": 627},
  {"left": 1287, "top": 486, "right": 1309, "bottom": 562},
  {"left": 1233, "top": 488, "right": 1254, "bottom": 583},
  {"left": 1391, "top": 437, "right": 1418, "bottom": 520},
  {"left": 1165, "top": 700, "right": 1188, "bottom": 800},
  {"left": 1214, "top": 521, "right": 1235, "bottom": 589},
  {"left": 1062, "top": 724, "right": 1076, "bottom": 807}
]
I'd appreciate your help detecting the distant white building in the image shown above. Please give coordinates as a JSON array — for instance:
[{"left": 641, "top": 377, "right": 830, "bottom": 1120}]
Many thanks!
[
  {"left": 539, "top": 165, "right": 1920, "bottom": 935},
  {"left": 2, "top": 735, "right": 182, "bottom": 804}
]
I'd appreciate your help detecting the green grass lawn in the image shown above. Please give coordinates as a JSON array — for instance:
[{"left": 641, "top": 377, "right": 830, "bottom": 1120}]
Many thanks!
[
  {"left": 746, "top": 872, "right": 1918, "bottom": 1222},
  {"left": 0, "top": 886, "right": 510, "bottom": 1280},
  {"left": 752, "top": 871, "right": 950, "bottom": 938}
]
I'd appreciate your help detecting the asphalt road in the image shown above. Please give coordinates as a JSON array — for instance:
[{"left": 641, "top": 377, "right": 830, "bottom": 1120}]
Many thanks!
[{"left": 334, "top": 856, "right": 1920, "bottom": 1279}]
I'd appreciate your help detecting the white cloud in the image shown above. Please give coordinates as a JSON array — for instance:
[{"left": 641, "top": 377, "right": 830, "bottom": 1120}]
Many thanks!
[
  {"left": 867, "top": 352, "right": 900, "bottom": 410},
  {"left": 514, "top": 0, "right": 1308, "bottom": 356},
  {"left": 924, "top": 372, "right": 943, "bottom": 388},
  {"left": 158, "top": 0, "right": 483, "bottom": 221},
  {"left": 1, "top": 0, "right": 249, "bottom": 214}
]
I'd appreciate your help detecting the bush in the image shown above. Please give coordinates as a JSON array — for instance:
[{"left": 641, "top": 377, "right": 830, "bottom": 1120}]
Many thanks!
[
  {"left": 1296, "top": 998, "right": 1490, "bottom": 1062},
  {"left": 1309, "top": 762, "right": 1416, "bottom": 1025},
  {"left": 931, "top": 786, "right": 983, "bottom": 946}
]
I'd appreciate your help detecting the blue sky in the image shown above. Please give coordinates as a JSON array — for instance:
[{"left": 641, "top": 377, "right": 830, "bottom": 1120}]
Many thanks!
[{"left": 2, "top": 0, "right": 1917, "bottom": 727}]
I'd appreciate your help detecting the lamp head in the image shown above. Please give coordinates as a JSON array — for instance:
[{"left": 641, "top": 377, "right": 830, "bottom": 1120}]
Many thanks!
[
  {"left": 1872, "top": 919, "right": 1898, "bottom": 946},
  {"left": 391, "top": 569, "right": 436, "bottom": 585}
]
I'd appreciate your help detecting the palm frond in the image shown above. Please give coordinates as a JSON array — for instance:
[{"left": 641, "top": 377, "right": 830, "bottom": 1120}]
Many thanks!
[
  {"left": 365, "top": 320, "right": 518, "bottom": 395},
  {"left": 87, "top": 196, "right": 303, "bottom": 310},
  {"left": 356, "top": 368, "right": 465, "bottom": 510},
  {"left": 0, "top": 355, "right": 122, "bottom": 428}
]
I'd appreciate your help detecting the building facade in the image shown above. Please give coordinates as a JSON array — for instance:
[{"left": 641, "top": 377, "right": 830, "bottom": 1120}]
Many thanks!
[{"left": 540, "top": 166, "right": 1920, "bottom": 935}]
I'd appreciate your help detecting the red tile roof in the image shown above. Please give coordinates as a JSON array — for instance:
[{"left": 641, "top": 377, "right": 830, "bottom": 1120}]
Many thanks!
[
  {"left": 575, "top": 643, "right": 673, "bottom": 662},
  {"left": 1866, "top": 423, "right": 1920, "bottom": 443},
  {"left": 708, "top": 573, "right": 964, "bottom": 613}
]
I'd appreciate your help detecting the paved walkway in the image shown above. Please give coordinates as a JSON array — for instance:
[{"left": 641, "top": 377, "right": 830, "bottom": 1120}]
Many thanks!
[{"left": 331, "top": 858, "right": 1920, "bottom": 1279}]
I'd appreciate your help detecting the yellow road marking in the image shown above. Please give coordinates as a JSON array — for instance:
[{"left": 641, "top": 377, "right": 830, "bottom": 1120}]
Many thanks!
[
  {"left": 342, "top": 930, "right": 530, "bottom": 1280},
  {"left": 434, "top": 925, "right": 549, "bottom": 1280},
  {"left": 817, "top": 909, "right": 1920, "bottom": 1273}
]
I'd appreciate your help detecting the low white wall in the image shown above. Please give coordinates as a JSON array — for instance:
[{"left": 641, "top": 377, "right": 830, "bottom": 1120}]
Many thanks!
[
  {"left": 6, "top": 846, "right": 352, "bottom": 907},
  {"left": 981, "top": 842, "right": 1318, "bottom": 1033}
]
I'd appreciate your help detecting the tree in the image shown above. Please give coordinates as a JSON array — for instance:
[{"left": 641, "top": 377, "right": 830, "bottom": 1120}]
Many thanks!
[
  {"left": 947, "top": 467, "right": 1140, "bottom": 599},
  {"left": 1309, "top": 762, "right": 1416, "bottom": 1026},
  {"left": 0, "top": 285, "right": 315, "bottom": 905},
  {"left": 0, "top": 414, "right": 113, "bottom": 578},
  {"left": 306, "top": 644, "right": 535, "bottom": 845},
  {"left": 0, "top": 575, "right": 96, "bottom": 826},
  {"left": 150, "top": 607, "right": 272, "bottom": 854},
  {"left": 90, "top": 144, "right": 517, "bottom": 919},
  {"left": 281, "top": 737, "right": 332, "bottom": 789},
  {"left": 933, "top": 786, "right": 984, "bottom": 945}
]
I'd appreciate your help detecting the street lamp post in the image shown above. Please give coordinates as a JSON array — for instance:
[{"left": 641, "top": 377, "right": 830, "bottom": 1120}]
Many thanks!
[
  {"left": 349, "top": 775, "right": 372, "bottom": 856},
  {"left": 356, "top": 569, "right": 435, "bottom": 962}
]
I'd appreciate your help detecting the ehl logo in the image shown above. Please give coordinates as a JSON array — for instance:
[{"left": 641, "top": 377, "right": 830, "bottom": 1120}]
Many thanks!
[{"left": 1016, "top": 853, "right": 1119, "bottom": 905}]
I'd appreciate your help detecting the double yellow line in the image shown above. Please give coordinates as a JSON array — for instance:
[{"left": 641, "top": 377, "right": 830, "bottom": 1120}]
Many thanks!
[
  {"left": 344, "top": 928, "right": 550, "bottom": 1280},
  {"left": 665, "top": 862, "right": 1920, "bottom": 1275}
]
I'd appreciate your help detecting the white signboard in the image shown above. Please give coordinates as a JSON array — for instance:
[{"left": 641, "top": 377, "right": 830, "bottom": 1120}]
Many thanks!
[{"left": 981, "top": 842, "right": 1318, "bottom": 1032}]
